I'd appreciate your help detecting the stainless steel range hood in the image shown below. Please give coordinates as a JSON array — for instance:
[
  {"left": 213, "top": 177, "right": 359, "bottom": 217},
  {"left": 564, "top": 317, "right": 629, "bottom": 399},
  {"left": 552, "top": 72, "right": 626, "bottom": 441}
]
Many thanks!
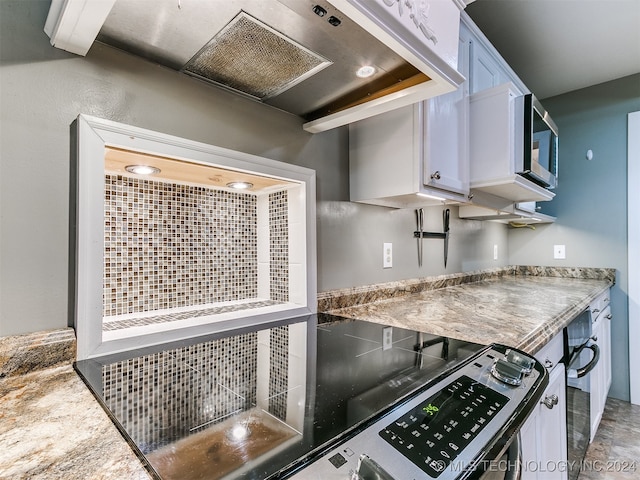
[{"left": 45, "top": 0, "right": 467, "bottom": 133}]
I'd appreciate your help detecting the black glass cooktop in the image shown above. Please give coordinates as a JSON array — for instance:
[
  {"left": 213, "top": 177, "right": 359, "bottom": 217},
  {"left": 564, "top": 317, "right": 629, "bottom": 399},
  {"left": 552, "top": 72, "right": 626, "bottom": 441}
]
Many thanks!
[{"left": 75, "top": 314, "right": 484, "bottom": 480}]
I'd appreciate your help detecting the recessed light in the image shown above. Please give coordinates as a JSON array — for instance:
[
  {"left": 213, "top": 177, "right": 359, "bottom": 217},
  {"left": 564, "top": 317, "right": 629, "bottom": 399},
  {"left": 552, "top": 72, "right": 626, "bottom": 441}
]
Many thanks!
[
  {"left": 356, "top": 65, "right": 376, "bottom": 78},
  {"left": 226, "top": 181, "right": 254, "bottom": 190},
  {"left": 125, "top": 165, "right": 160, "bottom": 175}
]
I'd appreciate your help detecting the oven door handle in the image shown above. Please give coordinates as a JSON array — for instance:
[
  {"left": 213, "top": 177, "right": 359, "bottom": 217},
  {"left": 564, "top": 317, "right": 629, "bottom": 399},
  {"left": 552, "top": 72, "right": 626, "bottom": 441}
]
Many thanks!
[
  {"left": 568, "top": 343, "right": 600, "bottom": 379},
  {"left": 576, "top": 344, "right": 600, "bottom": 378}
]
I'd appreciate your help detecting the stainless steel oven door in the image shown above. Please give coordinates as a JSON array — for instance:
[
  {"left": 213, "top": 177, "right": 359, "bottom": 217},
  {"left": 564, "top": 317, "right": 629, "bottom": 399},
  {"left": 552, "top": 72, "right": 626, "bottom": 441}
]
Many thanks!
[
  {"left": 479, "top": 433, "right": 522, "bottom": 480},
  {"left": 565, "top": 309, "right": 601, "bottom": 480}
]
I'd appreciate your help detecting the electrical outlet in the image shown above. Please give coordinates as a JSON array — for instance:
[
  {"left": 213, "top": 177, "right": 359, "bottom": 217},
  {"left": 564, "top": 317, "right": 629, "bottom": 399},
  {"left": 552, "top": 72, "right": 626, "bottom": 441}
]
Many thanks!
[
  {"left": 493, "top": 244, "right": 498, "bottom": 260},
  {"left": 554, "top": 245, "right": 566, "bottom": 259},
  {"left": 383, "top": 243, "right": 392, "bottom": 268},
  {"left": 382, "top": 327, "right": 393, "bottom": 351}
]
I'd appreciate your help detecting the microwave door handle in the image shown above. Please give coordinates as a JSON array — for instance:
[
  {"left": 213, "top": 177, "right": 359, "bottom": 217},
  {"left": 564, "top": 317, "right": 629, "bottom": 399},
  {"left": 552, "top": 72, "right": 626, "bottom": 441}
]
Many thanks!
[{"left": 575, "top": 343, "right": 600, "bottom": 378}]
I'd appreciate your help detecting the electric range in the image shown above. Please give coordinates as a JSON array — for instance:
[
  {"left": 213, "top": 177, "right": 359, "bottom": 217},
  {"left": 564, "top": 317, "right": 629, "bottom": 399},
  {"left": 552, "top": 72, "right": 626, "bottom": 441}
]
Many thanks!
[{"left": 75, "top": 313, "right": 547, "bottom": 480}]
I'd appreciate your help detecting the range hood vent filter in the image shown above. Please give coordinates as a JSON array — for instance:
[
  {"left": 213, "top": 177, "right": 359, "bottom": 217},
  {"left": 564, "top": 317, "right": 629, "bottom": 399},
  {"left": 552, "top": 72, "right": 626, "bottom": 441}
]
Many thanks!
[{"left": 183, "top": 12, "right": 332, "bottom": 100}]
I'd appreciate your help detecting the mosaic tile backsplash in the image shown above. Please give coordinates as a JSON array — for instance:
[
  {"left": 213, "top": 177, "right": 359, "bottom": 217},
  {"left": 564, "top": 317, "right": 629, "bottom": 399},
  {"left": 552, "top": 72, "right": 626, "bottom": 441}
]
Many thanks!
[
  {"left": 102, "top": 326, "right": 290, "bottom": 452},
  {"left": 104, "top": 175, "right": 289, "bottom": 319},
  {"left": 269, "top": 325, "right": 289, "bottom": 419},
  {"left": 269, "top": 191, "right": 289, "bottom": 303}
]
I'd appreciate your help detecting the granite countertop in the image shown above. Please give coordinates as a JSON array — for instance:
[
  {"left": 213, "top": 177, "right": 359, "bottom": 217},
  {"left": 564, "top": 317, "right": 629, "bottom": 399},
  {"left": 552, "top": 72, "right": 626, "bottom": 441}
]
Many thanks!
[
  {"left": 0, "top": 364, "right": 151, "bottom": 480},
  {"left": 0, "top": 266, "right": 615, "bottom": 479},
  {"left": 326, "top": 274, "right": 613, "bottom": 355}
]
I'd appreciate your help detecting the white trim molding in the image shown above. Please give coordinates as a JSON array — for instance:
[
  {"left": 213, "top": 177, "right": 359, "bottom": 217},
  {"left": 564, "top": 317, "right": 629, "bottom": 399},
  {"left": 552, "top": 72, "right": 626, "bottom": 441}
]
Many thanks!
[
  {"left": 628, "top": 111, "right": 640, "bottom": 405},
  {"left": 73, "top": 115, "right": 317, "bottom": 359},
  {"left": 44, "top": 0, "right": 116, "bottom": 56}
]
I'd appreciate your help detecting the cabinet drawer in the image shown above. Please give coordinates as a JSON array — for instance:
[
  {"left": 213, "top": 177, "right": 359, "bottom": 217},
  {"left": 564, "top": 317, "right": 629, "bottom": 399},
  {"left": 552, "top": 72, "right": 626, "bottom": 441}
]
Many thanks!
[
  {"left": 589, "top": 290, "right": 611, "bottom": 322},
  {"left": 535, "top": 331, "right": 563, "bottom": 369}
]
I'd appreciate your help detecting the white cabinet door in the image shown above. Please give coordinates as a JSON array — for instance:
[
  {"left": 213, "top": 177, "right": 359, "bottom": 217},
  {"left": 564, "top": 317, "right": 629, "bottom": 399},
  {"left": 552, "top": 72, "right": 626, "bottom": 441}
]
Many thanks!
[
  {"left": 458, "top": 21, "right": 472, "bottom": 83},
  {"left": 519, "top": 407, "right": 540, "bottom": 480},
  {"left": 590, "top": 315, "right": 605, "bottom": 441},
  {"left": 590, "top": 304, "right": 612, "bottom": 441},
  {"left": 537, "top": 364, "right": 568, "bottom": 480},
  {"left": 521, "top": 333, "right": 567, "bottom": 480},
  {"left": 422, "top": 88, "right": 469, "bottom": 196},
  {"left": 470, "top": 39, "right": 509, "bottom": 94},
  {"left": 588, "top": 289, "right": 611, "bottom": 442},
  {"left": 421, "top": 25, "right": 470, "bottom": 196},
  {"left": 460, "top": 13, "right": 528, "bottom": 96},
  {"left": 603, "top": 309, "right": 612, "bottom": 394}
]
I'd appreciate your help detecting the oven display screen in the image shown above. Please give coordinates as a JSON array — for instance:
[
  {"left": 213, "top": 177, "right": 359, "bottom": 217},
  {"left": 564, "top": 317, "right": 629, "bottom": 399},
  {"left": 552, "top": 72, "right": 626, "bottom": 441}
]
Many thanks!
[{"left": 379, "top": 375, "right": 508, "bottom": 477}]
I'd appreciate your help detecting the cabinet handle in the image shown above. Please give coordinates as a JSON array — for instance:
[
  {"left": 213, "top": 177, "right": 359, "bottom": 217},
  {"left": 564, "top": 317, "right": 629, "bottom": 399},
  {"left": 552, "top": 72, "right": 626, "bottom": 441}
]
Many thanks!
[
  {"left": 544, "top": 359, "right": 554, "bottom": 369},
  {"left": 430, "top": 171, "right": 441, "bottom": 180},
  {"left": 592, "top": 308, "right": 600, "bottom": 315},
  {"left": 606, "top": 313, "right": 612, "bottom": 320},
  {"left": 591, "top": 335, "right": 598, "bottom": 342},
  {"left": 541, "top": 394, "right": 559, "bottom": 409}
]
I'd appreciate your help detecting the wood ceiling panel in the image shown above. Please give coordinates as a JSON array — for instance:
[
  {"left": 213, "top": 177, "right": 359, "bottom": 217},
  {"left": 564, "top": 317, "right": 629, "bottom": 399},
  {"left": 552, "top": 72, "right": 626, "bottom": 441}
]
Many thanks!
[{"left": 104, "top": 147, "right": 296, "bottom": 193}]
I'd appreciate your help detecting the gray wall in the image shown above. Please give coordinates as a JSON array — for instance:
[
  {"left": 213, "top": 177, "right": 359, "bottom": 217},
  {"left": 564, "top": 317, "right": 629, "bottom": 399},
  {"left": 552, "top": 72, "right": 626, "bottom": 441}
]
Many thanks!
[
  {"left": 509, "top": 74, "right": 640, "bottom": 401},
  {"left": 0, "top": 0, "right": 507, "bottom": 336}
]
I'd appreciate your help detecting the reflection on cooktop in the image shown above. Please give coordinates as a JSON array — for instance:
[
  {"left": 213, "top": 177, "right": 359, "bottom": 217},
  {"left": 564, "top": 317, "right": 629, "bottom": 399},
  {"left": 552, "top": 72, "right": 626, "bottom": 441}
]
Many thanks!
[
  {"left": 75, "top": 314, "right": 484, "bottom": 479},
  {"left": 147, "top": 408, "right": 300, "bottom": 480}
]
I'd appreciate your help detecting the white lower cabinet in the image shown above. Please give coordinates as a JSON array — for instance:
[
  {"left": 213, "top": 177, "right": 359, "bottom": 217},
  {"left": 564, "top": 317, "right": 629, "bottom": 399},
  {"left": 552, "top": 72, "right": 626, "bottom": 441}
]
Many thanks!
[
  {"left": 589, "top": 296, "right": 612, "bottom": 441},
  {"left": 521, "top": 334, "right": 568, "bottom": 480}
]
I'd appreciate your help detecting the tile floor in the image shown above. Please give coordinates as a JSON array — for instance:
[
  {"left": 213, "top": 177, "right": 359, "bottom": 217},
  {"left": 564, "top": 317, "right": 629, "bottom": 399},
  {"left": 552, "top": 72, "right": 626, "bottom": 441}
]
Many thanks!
[{"left": 577, "top": 397, "right": 640, "bottom": 479}]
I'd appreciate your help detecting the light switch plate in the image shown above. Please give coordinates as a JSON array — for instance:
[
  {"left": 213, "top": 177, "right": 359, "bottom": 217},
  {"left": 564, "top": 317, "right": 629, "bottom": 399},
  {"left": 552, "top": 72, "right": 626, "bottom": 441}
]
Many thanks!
[{"left": 554, "top": 244, "right": 566, "bottom": 259}]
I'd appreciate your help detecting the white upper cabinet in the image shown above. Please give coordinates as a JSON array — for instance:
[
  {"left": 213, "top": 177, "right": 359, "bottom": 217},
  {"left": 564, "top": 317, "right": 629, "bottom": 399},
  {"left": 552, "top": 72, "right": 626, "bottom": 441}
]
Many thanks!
[
  {"left": 349, "top": 28, "right": 470, "bottom": 208},
  {"left": 348, "top": 11, "right": 557, "bottom": 211},
  {"left": 460, "top": 13, "right": 555, "bottom": 204},
  {"left": 471, "top": 40, "right": 510, "bottom": 93},
  {"left": 349, "top": 98, "right": 469, "bottom": 208},
  {"left": 460, "top": 14, "right": 528, "bottom": 95}
]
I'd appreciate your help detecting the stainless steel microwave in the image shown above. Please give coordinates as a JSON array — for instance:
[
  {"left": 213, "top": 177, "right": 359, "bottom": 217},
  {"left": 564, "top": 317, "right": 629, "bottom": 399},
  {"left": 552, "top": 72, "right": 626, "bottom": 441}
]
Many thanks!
[{"left": 517, "top": 93, "right": 559, "bottom": 189}]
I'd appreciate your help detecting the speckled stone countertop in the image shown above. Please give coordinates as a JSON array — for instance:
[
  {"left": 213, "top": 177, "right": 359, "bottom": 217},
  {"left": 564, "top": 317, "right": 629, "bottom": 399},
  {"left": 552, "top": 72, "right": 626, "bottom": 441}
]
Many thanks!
[
  {"left": 0, "top": 364, "right": 151, "bottom": 480},
  {"left": 0, "top": 266, "right": 614, "bottom": 479},
  {"left": 322, "top": 266, "right": 615, "bottom": 355},
  {"left": 0, "top": 329, "right": 152, "bottom": 479}
]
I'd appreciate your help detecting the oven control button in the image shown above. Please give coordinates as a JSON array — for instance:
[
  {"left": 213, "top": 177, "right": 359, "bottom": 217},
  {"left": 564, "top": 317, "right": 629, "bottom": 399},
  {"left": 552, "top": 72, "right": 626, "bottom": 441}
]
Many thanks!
[
  {"left": 491, "top": 358, "right": 525, "bottom": 385},
  {"left": 328, "top": 452, "right": 347, "bottom": 469},
  {"left": 505, "top": 349, "right": 535, "bottom": 374}
]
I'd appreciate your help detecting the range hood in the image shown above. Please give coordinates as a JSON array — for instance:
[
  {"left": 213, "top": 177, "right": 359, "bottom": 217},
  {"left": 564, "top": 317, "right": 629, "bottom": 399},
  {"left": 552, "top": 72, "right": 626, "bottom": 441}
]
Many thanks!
[{"left": 44, "top": 0, "right": 467, "bottom": 133}]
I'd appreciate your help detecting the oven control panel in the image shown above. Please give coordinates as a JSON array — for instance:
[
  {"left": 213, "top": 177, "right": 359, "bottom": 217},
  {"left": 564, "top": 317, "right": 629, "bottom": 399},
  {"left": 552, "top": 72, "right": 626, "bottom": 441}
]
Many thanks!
[
  {"left": 379, "top": 375, "right": 509, "bottom": 477},
  {"left": 287, "top": 344, "right": 547, "bottom": 480}
]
